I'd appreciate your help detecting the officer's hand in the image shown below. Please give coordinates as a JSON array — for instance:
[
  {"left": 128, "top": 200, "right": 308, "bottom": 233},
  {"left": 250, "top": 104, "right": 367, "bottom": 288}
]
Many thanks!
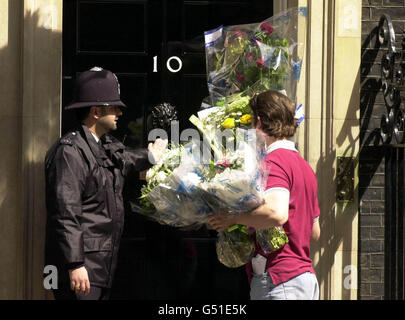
[
  {"left": 148, "top": 138, "right": 168, "bottom": 163},
  {"left": 69, "top": 266, "right": 91, "bottom": 296}
]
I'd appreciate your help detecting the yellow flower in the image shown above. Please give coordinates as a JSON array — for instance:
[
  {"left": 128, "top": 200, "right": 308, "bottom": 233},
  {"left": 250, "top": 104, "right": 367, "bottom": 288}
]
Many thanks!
[
  {"left": 221, "top": 118, "right": 235, "bottom": 129},
  {"left": 240, "top": 114, "right": 252, "bottom": 125}
]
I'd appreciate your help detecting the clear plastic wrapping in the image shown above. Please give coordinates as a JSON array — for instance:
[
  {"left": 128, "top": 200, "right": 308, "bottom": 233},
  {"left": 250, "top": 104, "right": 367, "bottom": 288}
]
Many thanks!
[
  {"left": 204, "top": 7, "right": 307, "bottom": 107},
  {"left": 134, "top": 8, "right": 307, "bottom": 265},
  {"left": 135, "top": 142, "right": 211, "bottom": 229},
  {"left": 256, "top": 226, "right": 289, "bottom": 254},
  {"left": 135, "top": 132, "right": 267, "bottom": 231},
  {"left": 215, "top": 225, "right": 255, "bottom": 268}
]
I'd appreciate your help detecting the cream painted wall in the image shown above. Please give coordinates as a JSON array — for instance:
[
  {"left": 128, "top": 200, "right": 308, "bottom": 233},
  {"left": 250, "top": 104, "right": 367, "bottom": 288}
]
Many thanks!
[
  {"left": 0, "top": 0, "right": 360, "bottom": 300},
  {"left": 0, "top": 0, "right": 24, "bottom": 300},
  {"left": 295, "top": 0, "right": 360, "bottom": 300},
  {"left": 22, "top": 0, "right": 62, "bottom": 300},
  {"left": 0, "top": 0, "right": 62, "bottom": 299},
  {"left": 332, "top": 0, "right": 361, "bottom": 300}
]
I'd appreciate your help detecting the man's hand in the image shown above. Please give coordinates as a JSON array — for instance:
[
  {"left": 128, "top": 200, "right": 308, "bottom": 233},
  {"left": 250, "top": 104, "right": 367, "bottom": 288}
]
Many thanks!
[
  {"left": 148, "top": 138, "right": 168, "bottom": 164},
  {"left": 207, "top": 214, "right": 237, "bottom": 232},
  {"left": 69, "top": 266, "right": 90, "bottom": 296}
]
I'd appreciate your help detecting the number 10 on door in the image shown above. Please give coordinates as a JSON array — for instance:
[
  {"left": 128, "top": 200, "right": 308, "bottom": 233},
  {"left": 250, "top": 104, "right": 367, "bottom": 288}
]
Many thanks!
[{"left": 153, "top": 56, "right": 183, "bottom": 73}]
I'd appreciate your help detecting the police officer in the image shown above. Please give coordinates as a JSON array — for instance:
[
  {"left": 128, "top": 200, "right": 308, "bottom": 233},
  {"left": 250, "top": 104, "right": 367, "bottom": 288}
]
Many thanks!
[{"left": 44, "top": 67, "right": 167, "bottom": 300}]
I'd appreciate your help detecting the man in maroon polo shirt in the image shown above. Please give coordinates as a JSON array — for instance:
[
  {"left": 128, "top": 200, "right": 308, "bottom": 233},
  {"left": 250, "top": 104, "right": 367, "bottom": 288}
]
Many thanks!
[{"left": 208, "top": 90, "right": 320, "bottom": 300}]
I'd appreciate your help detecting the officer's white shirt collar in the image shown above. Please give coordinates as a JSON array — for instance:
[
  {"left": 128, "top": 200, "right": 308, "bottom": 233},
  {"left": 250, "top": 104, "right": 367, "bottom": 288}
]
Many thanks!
[
  {"left": 91, "top": 132, "right": 100, "bottom": 143},
  {"left": 265, "top": 139, "right": 298, "bottom": 154}
]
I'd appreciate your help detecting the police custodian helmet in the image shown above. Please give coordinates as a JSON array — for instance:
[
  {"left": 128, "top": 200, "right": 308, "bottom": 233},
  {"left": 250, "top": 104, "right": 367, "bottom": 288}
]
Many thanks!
[{"left": 65, "top": 67, "right": 127, "bottom": 110}]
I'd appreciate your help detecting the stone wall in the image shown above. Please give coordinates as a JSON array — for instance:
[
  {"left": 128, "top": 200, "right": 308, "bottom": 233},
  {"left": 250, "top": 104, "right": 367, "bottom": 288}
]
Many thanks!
[{"left": 0, "top": 0, "right": 62, "bottom": 299}]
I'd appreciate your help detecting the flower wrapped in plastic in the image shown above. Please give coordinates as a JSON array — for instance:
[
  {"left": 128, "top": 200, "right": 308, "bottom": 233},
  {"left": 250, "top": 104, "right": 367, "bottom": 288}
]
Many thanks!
[
  {"left": 256, "top": 226, "right": 289, "bottom": 253},
  {"left": 216, "top": 225, "right": 255, "bottom": 268},
  {"left": 134, "top": 142, "right": 212, "bottom": 229},
  {"left": 133, "top": 101, "right": 213, "bottom": 229},
  {"left": 204, "top": 7, "right": 307, "bottom": 108},
  {"left": 134, "top": 9, "right": 306, "bottom": 263},
  {"left": 190, "top": 96, "right": 290, "bottom": 263},
  {"left": 136, "top": 117, "right": 289, "bottom": 263},
  {"left": 190, "top": 92, "right": 252, "bottom": 156},
  {"left": 196, "top": 128, "right": 267, "bottom": 216},
  {"left": 196, "top": 9, "right": 308, "bottom": 264}
]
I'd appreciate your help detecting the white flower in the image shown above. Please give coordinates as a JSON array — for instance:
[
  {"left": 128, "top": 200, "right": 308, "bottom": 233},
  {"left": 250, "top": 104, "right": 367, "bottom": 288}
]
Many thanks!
[
  {"left": 155, "top": 171, "right": 168, "bottom": 183},
  {"left": 146, "top": 168, "right": 156, "bottom": 182}
]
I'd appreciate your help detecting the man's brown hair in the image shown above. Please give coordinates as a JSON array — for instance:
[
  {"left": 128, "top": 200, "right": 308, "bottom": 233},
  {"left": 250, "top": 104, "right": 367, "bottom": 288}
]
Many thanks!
[{"left": 249, "top": 90, "right": 298, "bottom": 138}]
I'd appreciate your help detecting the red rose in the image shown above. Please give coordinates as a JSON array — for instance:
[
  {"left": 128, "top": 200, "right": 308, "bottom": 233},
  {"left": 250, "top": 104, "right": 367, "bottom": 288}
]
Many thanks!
[
  {"left": 236, "top": 73, "right": 245, "bottom": 83},
  {"left": 246, "top": 53, "right": 255, "bottom": 61},
  {"left": 255, "top": 59, "right": 265, "bottom": 68},
  {"left": 260, "top": 22, "right": 274, "bottom": 35}
]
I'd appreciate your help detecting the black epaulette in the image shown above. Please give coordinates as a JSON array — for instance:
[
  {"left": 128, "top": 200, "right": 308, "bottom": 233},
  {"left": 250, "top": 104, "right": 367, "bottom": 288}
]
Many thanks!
[{"left": 59, "top": 132, "right": 78, "bottom": 146}]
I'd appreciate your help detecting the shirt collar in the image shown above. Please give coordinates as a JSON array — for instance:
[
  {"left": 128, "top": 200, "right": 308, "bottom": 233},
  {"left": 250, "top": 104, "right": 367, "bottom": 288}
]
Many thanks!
[
  {"left": 91, "top": 132, "right": 100, "bottom": 143},
  {"left": 80, "top": 125, "right": 111, "bottom": 166},
  {"left": 265, "top": 139, "right": 298, "bottom": 154}
]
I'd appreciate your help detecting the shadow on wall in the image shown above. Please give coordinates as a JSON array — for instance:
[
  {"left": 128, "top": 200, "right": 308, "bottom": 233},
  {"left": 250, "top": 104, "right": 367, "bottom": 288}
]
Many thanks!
[
  {"left": 358, "top": 23, "right": 386, "bottom": 221},
  {"left": 25, "top": 8, "right": 62, "bottom": 300},
  {"left": 0, "top": 2, "right": 62, "bottom": 299},
  {"left": 310, "top": 67, "right": 361, "bottom": 300},
  {"left": 358, "top": 23, "right": 388, "bottom": 300},
  {"left": 310, "top": 24, "right": 385, "bottom": 299},
  {"left": 359, "top": 25, "right": 383, "bottom": 150},
  {"left": 311, "top": 23, "right": 386, "bottom": 300},
  {"left": 359, "top": 23, "right": 386, "bottom": 190},
  {"left": 312, "top": 22, "right": 386, "bottom": 299}
]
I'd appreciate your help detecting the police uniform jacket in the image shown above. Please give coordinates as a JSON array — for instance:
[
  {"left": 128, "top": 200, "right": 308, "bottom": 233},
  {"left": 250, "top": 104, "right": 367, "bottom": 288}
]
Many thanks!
[{"left": 45, "top": 125, "right": 151, "bottom": 288}]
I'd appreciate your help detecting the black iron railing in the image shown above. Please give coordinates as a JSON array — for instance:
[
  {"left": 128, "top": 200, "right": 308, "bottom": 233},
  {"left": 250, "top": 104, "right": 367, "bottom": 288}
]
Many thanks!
[
  {"left": 378, "top": 14, "right": 405, "bottom": 144},
  {"left": 378, "top": 14, "right": 405, "bottom": 300}
]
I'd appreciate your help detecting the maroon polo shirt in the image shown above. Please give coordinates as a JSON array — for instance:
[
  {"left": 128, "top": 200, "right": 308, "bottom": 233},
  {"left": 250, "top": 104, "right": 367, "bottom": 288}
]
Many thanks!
[{"left": 247, "top": 141, "right": 320, "bottom": 285}]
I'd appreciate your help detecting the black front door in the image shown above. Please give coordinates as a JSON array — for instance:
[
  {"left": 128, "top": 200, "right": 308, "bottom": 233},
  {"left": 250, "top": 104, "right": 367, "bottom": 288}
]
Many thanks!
[{"left": 62, "top": 0, "right": 273, "bottom": 299}]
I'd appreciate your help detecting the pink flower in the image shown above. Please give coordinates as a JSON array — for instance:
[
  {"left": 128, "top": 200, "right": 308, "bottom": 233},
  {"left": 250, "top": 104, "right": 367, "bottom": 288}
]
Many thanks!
[
  {"left": 260, "top": 22, "right": 274, "bottom": 35},
  {"left": 216, "top": 158, "right": 230, "bottom": 168},
  {"left": 255, "top": 59, "right": 265, "bottom": 68},
  {"left": 246, "top": 53, "right": 255, "bottom": 61},
  {"left": 236, "top": 73, "right": 245, "bottom": 83},
  {"left": 234, "top": 29, "right": 243, "bottom": 39}
]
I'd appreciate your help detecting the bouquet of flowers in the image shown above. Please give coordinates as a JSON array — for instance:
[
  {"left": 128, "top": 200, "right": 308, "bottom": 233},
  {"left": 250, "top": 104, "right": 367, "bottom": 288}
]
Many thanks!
[
  {"left": 216, "top": 225, "right": 255, "bottom": 268},
  {"left": 133, "top": 103, "right": 212, "bottom": 229},
  {"left": 190, "top": 92, "right": 252, "bottom": 159},
  {"left": 136, "top": 127, "right": 267, "bottom": 233},
  {"left": 135, "top": 8, "right": 307, "bottom": 268},
  {"left": 190, "top": 107, "right": 289, "bottom": 267},
  {"left": 256, "top": 226, "right": 289, "bottom": 253},
  {"left": 136, "top": 143, "right": 212, "bottom": 229},
  {"left": 204, "top": 7, "right": 307, "bottom": 107},
  {"left": 197, "top": 7, "right": 307, "bottom": 266}
]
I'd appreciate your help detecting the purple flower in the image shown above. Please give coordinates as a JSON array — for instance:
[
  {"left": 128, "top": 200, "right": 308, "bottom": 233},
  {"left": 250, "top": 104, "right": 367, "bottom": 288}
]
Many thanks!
[{"left": 250, "top": 38, "right": 258, "bottom": 46}]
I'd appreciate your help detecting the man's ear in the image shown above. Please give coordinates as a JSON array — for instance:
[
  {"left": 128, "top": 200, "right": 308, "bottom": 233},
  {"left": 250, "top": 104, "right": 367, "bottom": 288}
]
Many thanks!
[
  {"left": 256, "top": 116, "right": 262, "bottom": 129},
  {"left": 90, "top": 106, "right": 99, "bottom": 119}
]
